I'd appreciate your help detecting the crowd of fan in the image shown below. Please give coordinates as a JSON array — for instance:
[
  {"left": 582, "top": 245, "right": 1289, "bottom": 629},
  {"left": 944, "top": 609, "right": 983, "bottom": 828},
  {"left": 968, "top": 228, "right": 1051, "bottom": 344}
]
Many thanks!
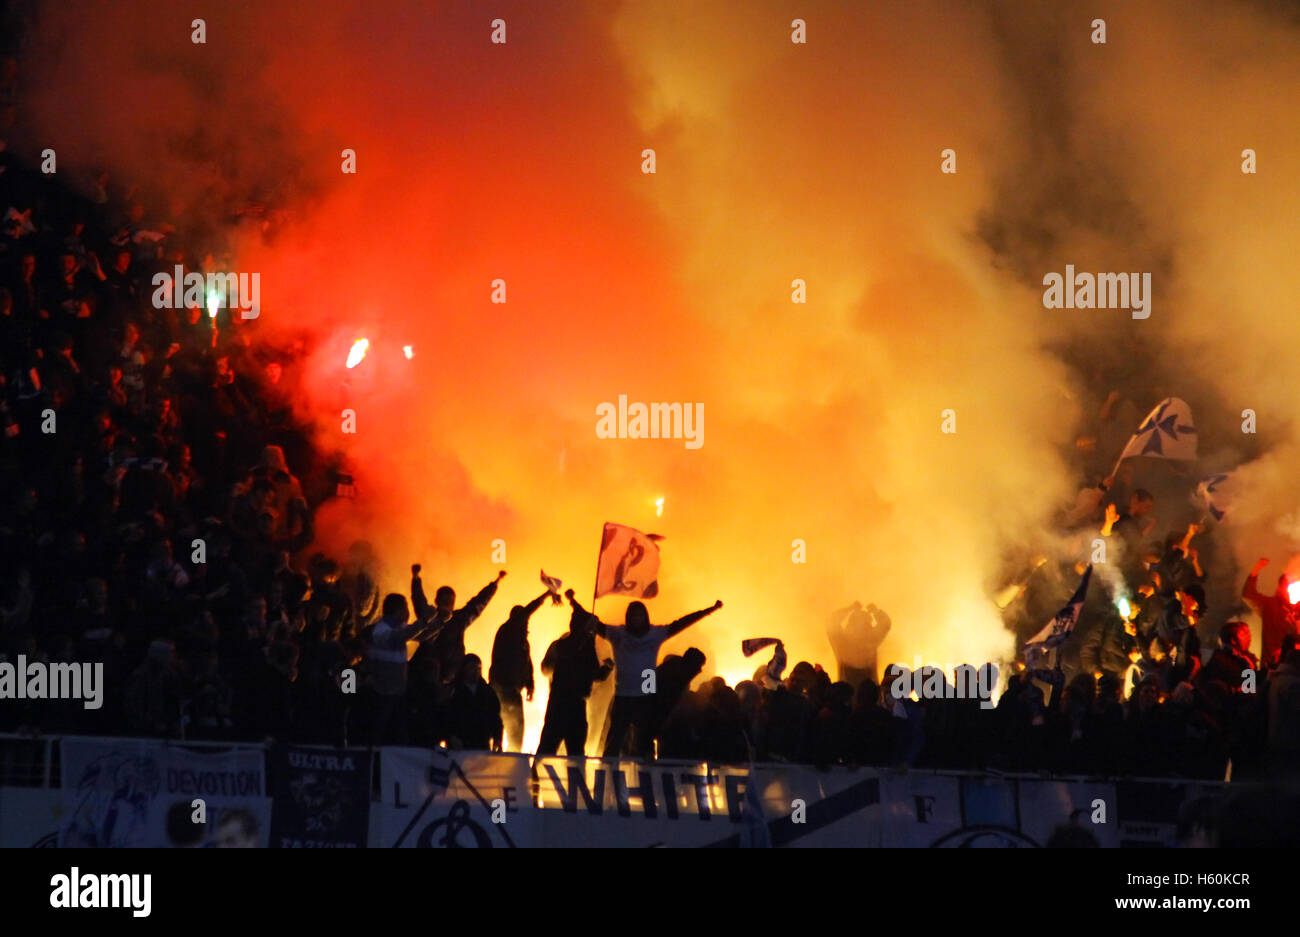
[{"left": 1, "top": 52, "right": 1298, "bottom": 783}]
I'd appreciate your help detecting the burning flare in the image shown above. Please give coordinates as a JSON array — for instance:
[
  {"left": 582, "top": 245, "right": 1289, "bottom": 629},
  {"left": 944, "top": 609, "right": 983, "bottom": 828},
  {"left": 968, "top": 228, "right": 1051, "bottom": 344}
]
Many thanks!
[{"left": 346, "top": 338, "right": 370, "bottom": 369}]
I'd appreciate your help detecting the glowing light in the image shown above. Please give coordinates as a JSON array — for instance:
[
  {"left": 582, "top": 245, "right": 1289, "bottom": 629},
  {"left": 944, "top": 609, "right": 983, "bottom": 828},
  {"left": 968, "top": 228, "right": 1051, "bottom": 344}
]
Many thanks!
[
  {"left": 1116, "top": 596, "right": 1131, "bottom": 619},
  {"left": 206, "top": 289, "right": 220, "bottom": 318},
  {"left": 346, "top": 338, "right": 370, "bottom": 369},
  {"left": 994, "top": 582, "right": 1023, "bottom": 610},
  {"left": 655, "top": 496, "right": 665, "bottom": 517},
  {"left": 1287, "top": 581, "right": 1300, "bottom": 605},
  {"left": 403, "top": 345, "right": 414, "bottom": 359}
]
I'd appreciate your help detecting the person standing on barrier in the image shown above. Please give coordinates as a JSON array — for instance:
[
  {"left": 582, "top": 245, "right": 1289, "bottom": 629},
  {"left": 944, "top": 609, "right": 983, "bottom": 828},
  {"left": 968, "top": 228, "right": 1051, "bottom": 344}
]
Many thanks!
[
  {"left": 568, "top": 592, "right": 723, "bottom": 759},
  {"left": 489, "top": 589, "right": 551, "bottom": 752},
  {"left": 445, "top": 654, "right": 503, "bottom": 751},
  {"left": 367, "top": 593, "right": 440, "bottom": 745},
  {"left": 536, "top": 591, "right": 613, "bottom": 756}
]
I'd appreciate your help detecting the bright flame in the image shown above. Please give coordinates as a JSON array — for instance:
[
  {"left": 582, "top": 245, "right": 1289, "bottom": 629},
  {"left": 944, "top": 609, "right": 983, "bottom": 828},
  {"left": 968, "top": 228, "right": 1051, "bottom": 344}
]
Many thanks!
[
  {"left": 1287, "top": 581, "right": 1300, "bottom": 605},
  {"left": 655, "top": 496, "right": 664, "bottom": 517},
  {"left": 403, "top": 345, "right": 414, "bottom": 360},
  {"left": 206, "top": 289, "right": 219, "bottom": 318},
  {"left": 346, "top": 338, "right": 370, "bottom": 369},
  {"left": 1116, "top": 596, "right": 1132, "bottom": 619}
]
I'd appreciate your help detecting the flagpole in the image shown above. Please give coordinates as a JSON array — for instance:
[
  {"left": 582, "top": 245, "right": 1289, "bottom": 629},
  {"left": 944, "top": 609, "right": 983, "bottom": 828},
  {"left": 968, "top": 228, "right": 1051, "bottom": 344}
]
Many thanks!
[
  {"left": 1107, "top": 453, "right": 1126, "bottom": 486},
  {"left": 592, "top": 522, "right": 604, "bottom": 614}
]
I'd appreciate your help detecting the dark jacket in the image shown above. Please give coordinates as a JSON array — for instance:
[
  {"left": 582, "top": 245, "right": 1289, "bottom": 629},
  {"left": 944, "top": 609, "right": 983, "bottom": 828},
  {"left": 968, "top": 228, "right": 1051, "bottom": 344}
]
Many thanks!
[
  {"left": 1197, "top": 647, "right": 1256, "bottom": 692},
  {"left": 1080, "top": 613, "right": 1137, "bottom": 679},
  {"left": 445, "top": 679, "right": 502, "bottom": 751},
  {"left": 489, "top": 594, "right": 547, "bottom": 694},
  {"left": 541, "top": 618, "right": 607, "bottom": 703},
  {"left": 411, "top": 572, "right": 499, "bottom": 680},
  {"left": 651, "top": 652, "right": 705, "bottom": 733}
]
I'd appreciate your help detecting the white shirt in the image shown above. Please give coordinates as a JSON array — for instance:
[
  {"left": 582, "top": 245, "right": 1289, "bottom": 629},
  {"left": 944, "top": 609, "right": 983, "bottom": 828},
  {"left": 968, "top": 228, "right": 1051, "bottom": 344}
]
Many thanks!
[{"left": 604, "top": 624, "right": 673, "bottom": 697}]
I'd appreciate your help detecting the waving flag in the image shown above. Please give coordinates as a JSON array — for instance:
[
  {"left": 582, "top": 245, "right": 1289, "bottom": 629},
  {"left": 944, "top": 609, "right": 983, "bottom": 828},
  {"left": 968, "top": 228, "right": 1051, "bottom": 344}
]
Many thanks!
[
  {"left": 595, "top": 523, "right": 663, "bottom": 599},
  {"left": 1024, "top": 565, "right": 1093, "bottom": 651},
  {"left": 1116, "top": 397, "right": 1197, "bottom": 463},
  {"left": 742, "top": 637, "right": 781, "bottom": 656},
  {"left": 1195, "top": 472, "right": 1232, "bottom": 521},
  {"left": 540, "top": 570, "right": 563, "bottom": 604},
  {"left": 743, "top": 638, "right": 787, "bottom": 690}
]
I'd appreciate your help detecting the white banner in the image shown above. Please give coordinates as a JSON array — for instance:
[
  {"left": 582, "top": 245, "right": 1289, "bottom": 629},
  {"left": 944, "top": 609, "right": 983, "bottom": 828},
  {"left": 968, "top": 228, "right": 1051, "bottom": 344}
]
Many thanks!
[
  {"left": 525, "top": 756, "right": 882, "bottom": 848},
  {"left": 2, "top": 736, "right": 1226, "bottom": 847},
  {"left": 375, "top": 748, "right": 537, "bottom": 847},
  {"left": 59, "top": 737, "right": 270, "bottom": 847}
]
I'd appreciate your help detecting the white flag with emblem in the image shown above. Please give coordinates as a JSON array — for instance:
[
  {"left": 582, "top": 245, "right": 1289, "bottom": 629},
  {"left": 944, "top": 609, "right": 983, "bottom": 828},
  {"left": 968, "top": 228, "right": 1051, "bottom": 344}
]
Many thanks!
[
  {"left": 595, "top": 523, "right": 663, "bottom": 599},
  {"left": 1117, "top": 397, "right": 1197, "bottom": 463}
]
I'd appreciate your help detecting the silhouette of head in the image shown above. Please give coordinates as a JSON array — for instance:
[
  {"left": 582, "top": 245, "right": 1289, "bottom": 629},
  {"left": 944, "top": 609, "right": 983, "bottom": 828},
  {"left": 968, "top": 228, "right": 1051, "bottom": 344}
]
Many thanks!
[
  {"left": 1221, "top": 621, "right": 1250, "bottom": 654},
  {"left": 382, "top": 593, "right": 409, "bottom": 624},
  {"left": 788, "top": 661, "right": 816, "bottom": 695},
  {"left": 625, "top": 601, "right": 650, "bottom": 636},
  {"left": 435, "top": 586, "right": 455, "bottom": 620},
  {"left": 460, "top": 654, "right": 482, "bottom": 684},
  {"left": 1129, "top": 489, "right": 1154, "bottom": 516}
]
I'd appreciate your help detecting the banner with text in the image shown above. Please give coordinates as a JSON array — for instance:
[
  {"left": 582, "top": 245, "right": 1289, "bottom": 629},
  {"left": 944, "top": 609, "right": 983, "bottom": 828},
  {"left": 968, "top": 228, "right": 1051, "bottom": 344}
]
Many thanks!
[
  {"left": 59, "top": 736, "right": 270, "bottom": 847},
  {"left": 375, "top": 747, "right": 537, "bottom": 847},
  {"left": 270, "top": 745, "right": 372, "bottom": 848}
]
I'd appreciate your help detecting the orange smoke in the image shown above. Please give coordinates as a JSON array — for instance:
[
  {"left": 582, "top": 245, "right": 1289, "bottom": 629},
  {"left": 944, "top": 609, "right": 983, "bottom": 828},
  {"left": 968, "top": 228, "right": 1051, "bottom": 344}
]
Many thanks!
[{"left": 19, "top": 0, "right": 1300, "bottom": 723}]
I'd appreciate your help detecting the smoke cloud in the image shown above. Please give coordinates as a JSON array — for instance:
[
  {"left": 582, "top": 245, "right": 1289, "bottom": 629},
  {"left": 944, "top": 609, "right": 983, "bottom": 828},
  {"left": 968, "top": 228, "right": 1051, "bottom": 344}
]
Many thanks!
[{"left": 18, "top": 0, "right": 1300, "bottom": 741}]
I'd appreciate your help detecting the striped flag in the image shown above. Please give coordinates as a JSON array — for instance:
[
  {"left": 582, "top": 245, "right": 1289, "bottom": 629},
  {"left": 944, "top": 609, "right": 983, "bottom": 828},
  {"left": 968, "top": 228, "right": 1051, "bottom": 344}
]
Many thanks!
[
  {"left": 595, "top": 523, "right": 663, "bottom": 599},
  {"left": 742, "top": 638, "right": 781, "bottom": 656},
  {"left": 743, "top": 638, "right": 787, "bottom": 689}
]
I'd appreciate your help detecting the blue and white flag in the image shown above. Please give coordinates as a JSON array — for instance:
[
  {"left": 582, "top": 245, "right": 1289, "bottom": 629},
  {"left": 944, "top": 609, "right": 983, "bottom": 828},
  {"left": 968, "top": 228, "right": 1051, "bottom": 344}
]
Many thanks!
[
  {"left": 1117, "top": 397, "right": 1197, "bottom": 462},
  {"left": 540, "top": 569, "right": 563, "bottom": 604},
  {"left": 1195, "top": 472, "right": 1232, "bottom": 521},
  {"left": 743, "top": 638, "right": 786, "bottom": 689},
  {"left": 1024, "top": 565, "right": 1093, "bottom": 651}
]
